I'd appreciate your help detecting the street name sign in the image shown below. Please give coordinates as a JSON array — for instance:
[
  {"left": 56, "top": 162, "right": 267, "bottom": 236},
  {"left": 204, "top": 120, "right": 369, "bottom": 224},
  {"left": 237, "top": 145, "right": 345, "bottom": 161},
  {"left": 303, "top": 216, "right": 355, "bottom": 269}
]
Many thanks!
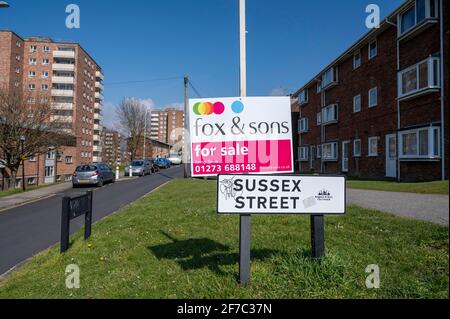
[{"left": 188, "top": 97, "right": 294, "bottom": 177}]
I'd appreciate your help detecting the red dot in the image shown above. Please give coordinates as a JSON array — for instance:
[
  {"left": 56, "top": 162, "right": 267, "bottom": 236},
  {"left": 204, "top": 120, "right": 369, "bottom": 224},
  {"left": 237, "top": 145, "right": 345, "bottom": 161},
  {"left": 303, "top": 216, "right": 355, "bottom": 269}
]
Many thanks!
[{"left": 214, "top": 102, "right": 225, "bottom": 115}]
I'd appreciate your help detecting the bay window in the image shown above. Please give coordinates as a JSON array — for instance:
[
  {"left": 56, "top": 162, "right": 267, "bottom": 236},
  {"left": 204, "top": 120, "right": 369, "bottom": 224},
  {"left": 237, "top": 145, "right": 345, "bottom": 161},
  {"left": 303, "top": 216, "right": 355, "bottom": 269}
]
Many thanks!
[
  {"left": 368, "top": 137, "right": 378, "bottom": 157},
  {"left": 398, "top": 57, "right": 440, "bottom": 98},
  {"left": 299, "top": 117, "right": 309, "bottom": 133},
  {"left": 399, "top": 127, "right": 440, "bottom": 159},
  {"left": 317, "top": 145, "right": 322, "bottom": 159},
  {"left": 322, "top": 104, "right": 338, "bottom": 124},
  {"left": 353, "top": 139, "right": 361, "bottom": 157},
  {"left": 398, "top": 0, "right": 438, "bottom": 36},
  {"left": 298, "top": 89, "right": 308, "bottom": 105},
  {"left": 321, "top": 67, "right": 338, "bottom": 89},
  {"left": 299, "top": 147, "right": 309, "bottom": 161},
  {"left": 322, "top": 142, "right": 338, "bottom": 161}
]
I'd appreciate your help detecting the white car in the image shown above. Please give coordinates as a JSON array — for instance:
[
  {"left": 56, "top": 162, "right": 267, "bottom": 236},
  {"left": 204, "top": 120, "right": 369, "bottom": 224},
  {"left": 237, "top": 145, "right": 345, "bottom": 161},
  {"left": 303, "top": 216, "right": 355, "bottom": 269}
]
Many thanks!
[{"left": 168, "top": 155, "right": 182, "bottom": 165}]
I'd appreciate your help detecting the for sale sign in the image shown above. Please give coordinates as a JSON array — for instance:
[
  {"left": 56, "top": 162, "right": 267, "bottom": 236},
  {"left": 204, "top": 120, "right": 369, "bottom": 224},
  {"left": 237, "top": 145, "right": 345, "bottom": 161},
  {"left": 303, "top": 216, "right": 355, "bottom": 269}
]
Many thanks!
[
  {"left": 189, "top": 97, "right": 294, "bottom": 177},
  {"left": 217, "top": 175, "right": 346, "bottom": 214}
]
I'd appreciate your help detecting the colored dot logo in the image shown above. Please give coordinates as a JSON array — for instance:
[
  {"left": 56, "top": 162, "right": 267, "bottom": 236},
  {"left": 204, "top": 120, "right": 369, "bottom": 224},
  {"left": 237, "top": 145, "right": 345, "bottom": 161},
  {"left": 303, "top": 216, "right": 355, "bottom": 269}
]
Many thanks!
[{"left": 193, "top": 101, "right": 244, "bottom": 116}]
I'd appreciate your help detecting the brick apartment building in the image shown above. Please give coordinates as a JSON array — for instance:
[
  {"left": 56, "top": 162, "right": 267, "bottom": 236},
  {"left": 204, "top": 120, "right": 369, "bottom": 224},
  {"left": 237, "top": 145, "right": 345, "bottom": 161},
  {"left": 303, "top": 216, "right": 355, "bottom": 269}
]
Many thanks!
[
  {"left": 292, "top": 0, "right": 448, "bottom": 182},
  {"left": 0, "top": 30, "right": 104, "bottom": 188},
  {"left": 128, "top": 137, "right": 172, "bottom": 161},
  {"left": 150, "top": 108, "right": 185, "bottom": 147},
  {"left": 101, "top": 129, "right": 122, "bottom": 167}
]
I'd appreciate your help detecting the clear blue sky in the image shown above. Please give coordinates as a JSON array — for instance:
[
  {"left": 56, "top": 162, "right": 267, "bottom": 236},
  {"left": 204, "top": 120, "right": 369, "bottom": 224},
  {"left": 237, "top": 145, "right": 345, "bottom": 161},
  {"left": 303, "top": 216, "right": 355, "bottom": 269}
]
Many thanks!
[{"left": 0, "top": 0, "right": 403, "bottom": 126}]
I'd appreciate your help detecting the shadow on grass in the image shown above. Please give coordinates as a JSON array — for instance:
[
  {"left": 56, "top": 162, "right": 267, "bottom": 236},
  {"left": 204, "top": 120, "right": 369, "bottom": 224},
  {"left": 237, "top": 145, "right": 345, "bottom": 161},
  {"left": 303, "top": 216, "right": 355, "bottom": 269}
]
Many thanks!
[{"left": 148, "top": 231, "right": 280, "bottom": 276}]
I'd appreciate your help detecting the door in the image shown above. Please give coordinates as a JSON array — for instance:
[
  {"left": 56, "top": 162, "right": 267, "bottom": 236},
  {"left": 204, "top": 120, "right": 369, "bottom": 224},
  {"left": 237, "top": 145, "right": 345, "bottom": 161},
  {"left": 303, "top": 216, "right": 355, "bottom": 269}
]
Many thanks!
[
  {"left": 386, "top": 134, "right": 397, "bottom": 178},
  {"left": 342, "top": 141, "right": 349, "bottom": 172}
]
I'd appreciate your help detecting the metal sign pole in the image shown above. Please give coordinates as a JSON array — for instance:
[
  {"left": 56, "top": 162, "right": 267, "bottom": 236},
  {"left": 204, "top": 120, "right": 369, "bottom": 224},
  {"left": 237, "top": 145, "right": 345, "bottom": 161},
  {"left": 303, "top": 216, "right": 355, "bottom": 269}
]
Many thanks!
[{"left": 238, "top": 0, "right": 251, "bottom": 287}]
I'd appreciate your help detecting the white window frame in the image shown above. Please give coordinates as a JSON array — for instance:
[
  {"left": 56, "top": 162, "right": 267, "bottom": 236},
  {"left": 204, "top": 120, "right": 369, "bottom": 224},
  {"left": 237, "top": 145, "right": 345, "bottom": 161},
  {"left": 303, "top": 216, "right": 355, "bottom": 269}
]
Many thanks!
[
  {"left": 368, "top": 87, "right": 378, "bottom": 108},
  {"left": 298, "top": 146, "right": 309, "bottom": 161},
  {"left": 42, "top": 71, "right": 49, "bottom": 78},
  {"left": 368, "top": 40, "right": 377, "bottom": 60},
  {"left": 317, "top": 145, "right": 322, "bottom": 159},
  {"left": 28, "top": 84, "right": 36, "bottom": 90},
  {"left": 298, "top": 89, "right": 308, "bottom": 105},
  {"left": 299, "top": 117, "right": 309, "bottom": 133},
  {"left": 399, "top": 126, "right": 440, "bottom": 159},
  {"left": 368, "top": 137, "right": 379, "bottom": 157},
  {"left": 317, "top": 112, "right": 322, "bottom": 126},
  {"left": 43, "top": 46, "right": 50, "bottom": 52},
  {"left": 28, "top": 71, "right": 36, "bottom": 78},
  {"left": 353, "top": 139, "right": 362, "bottom": 157},
  {"left": 42, "top": 59, "right": 50, "bottom": 66},
  {"left": 322, "top": 67, "right": 338, "bottom": 89},
  {"left": 29, "top": 58, "right": 37, "bottom": 65},
  {"left": 30, "top": 45, "right": 37, "bottom": 53},
  {"left": 322, "top": 142, "right": 338, "bottom": 161},
  {"left": 398, "top": 0, "right": 438, "bottom": 37},
  {"left": 353, "top": 51, "right": 361, "bottom": 69},
  {"left": 398, "top": 57, "right": 440, "bottom": 99},
  {"left": 322, "top": 104, "right": 338, "bottom": 125},
  {"left": 353, "top": 95, "right": 361, "bottom": 113}
]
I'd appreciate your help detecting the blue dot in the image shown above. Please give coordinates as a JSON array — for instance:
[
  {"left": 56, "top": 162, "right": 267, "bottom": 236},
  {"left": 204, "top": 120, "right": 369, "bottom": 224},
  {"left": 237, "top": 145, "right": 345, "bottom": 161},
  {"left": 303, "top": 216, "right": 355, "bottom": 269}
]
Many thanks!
[{"left": 232, "top": 101, "right": 244, "bottom": 114}]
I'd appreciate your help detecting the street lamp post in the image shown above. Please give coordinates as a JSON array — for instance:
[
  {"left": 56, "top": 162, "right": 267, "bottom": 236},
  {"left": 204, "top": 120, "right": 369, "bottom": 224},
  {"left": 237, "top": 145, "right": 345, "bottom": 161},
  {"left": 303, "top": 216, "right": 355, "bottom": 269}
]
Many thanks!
[{"left": 20, "top": 136, "right": 26, "bottom": 191}]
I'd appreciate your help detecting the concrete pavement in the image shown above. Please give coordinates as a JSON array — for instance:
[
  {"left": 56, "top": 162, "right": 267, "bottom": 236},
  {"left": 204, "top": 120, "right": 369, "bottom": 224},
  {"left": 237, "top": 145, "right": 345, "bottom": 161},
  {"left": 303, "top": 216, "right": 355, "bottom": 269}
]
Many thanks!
[{"left": 347, "top": 188, "right": 449, "bottom": 226}]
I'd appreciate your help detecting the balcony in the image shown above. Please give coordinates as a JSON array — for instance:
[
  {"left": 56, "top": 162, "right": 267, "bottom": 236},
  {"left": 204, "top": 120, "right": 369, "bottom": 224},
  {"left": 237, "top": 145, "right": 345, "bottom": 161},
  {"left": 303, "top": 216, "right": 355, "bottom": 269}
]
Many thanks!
[
  {"left": 53, "top": 50, "right": 76, "bottom": 59},
  {"left": 94, "top": 124, "right": 102, "bottom": 131},
  {"left": 50, "top": 115, "right": 73, "bottom": 123},
  {"left": 94, "top": 112, "right": 103, "bottom": 120},
  {"left": 95, "top": 102, "right": 102, "bottom": 109},
  {"left": 92, "top": 156, "right": 101, "bottom": 163},
  {"left": 52, "top": 76, "right": 74, "bottom": 84},
  {"left": 93, "top": 135, "right": 101, "bottom": 142},
  {"left": 93, "top": 145, "right": 102, "bottom": 152},
  {"left": 95, "top": 92, "right": 104, "bottom": 100},
  {"left": 52, "top": 103, "right": 74, "bottom": 110},
  {"left": 52, "top": 89, "right": 74, "bottom": 97},
  {"left": 52, "top": 63, "right": 75, "bottom": 72},
  {"left": 95, "top": 81, "right": 104, "bottom": 91},
  {"left": 96, "top": 70, "right": 104, "bottom": 81}
]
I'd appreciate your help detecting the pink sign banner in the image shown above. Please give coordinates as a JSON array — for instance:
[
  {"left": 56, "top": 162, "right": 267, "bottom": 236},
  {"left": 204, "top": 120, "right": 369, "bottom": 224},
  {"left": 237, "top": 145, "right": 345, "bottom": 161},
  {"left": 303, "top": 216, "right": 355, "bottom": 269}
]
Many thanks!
[{"left": 189, "top": 97, "right": 294, "bottom": 177}]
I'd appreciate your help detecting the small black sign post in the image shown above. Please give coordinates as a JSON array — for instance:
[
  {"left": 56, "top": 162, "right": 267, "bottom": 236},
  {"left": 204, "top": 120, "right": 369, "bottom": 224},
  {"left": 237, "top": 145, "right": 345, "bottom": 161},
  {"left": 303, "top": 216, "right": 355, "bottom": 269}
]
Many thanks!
[
  {"left": 239, "top": 214, "right": 251, "bottom": 286},
  {"left": 310, "top": 215, "right": 325, "bottom": 258},
  {"left": 60, "top": 191, "right": 93, "bottom": 253}
]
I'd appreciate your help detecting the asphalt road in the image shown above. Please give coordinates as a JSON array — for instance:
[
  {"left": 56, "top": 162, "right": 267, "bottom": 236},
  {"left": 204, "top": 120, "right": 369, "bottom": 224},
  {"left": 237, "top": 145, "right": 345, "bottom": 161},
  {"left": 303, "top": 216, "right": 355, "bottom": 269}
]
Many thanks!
[{"left": 0, "top": 166, "right": 183, "bottom": 277}]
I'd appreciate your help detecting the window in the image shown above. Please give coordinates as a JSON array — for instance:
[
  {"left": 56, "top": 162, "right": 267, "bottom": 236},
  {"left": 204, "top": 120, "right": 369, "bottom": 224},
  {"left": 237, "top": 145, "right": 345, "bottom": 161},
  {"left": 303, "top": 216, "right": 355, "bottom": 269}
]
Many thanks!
[
  {"left": 368, "top": 87, "right": 378, "bottom": 107},
  {"left": 28, "top": 71, "right": 36, "bottom": 78},
  {"left": 15, "top": 55, "right": 21, "bottom": 61},
  {"left": 298, "top": 89, "right": 308, "bottom": 104},
  {"left": 316, "top": 112, "right": 322, "bottom": 126},
  {"left": 354, "top": 139, "right": 361, "bottom": 157},
  {"left": 28, "top": 84, "right": 36, "bottom": 90},
  {"left": 368, "top": 137, "right": 378, "bottom": 156},
  {"left": 43, "top": 59, "right": 50, "bottom": 65},
  {"left": 43, "top": 46, "right": 50, "bottom": 52},
  {"left": 322, "top": 142, "right": 338, "bottom": 161},
  {"left": 29, "top": 58, "right": 37, "bottom": 65},
  {"left": 65, "top": 156, "right": 73, "bottom": 164},
  {"left": 27, "top": 177, "right": 37, "bottom": 186},
  {"left": 42, "top": 71, "right": 49, "bottom": 78},
  {"left": 399, "top": 127, "right": 440, "bottom": 159},
  {"left": 299, "top": 147, "right": 308, "bottom": 161},
  {"left": 15, "top": 67, "right": 20, "bottom": 74},
  {"left": 354, "top": 51, "right": 361, "bottom": 69},
  {"left": 16, "top": 41, "right": 21, "bottom": 47},
  {"left": 399, "top": 0, "right": 438, "bottom": 36},
  {"left": 28, "top": 155, "right": 37, "bottom": 162},
  {"left": 41, "top": 84, "right": 49, "bottom": 91},
  {"left": 30, "top": 45, "right": 37, "bottom": 53},
  {"left": 368, "top": 40, "right": 377, "bottom": 59},
  {"left": 398, "top": 57, "right": 440, "bottom": 98},
  {"left": 299, "top": 118, "right": 309, "bottom": 133},
  {"left": 322, "top": 104, "right": 338, "bottom": 124},
  {"left": 322, "top": 67, "right": 338, "bottom": 88},
  {"left": 353, "top": 95, "right": 361, "bottom": 113},
  {"left": 316, "top": 82, "right": 322, "bottom": 93},
  {"left": 45, "top": 166, "right": 54, "bottom": 177},
  {"left": 317, "top": 145, "right": 322, "bottom": 159}
]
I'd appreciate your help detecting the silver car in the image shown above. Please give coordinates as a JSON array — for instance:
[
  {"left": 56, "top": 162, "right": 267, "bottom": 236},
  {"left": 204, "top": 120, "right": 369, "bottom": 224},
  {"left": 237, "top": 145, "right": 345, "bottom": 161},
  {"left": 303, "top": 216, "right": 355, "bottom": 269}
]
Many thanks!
[
  {"left": 124, "top": 160, "right": 152, "bottom": 177},
  {"left": 72, "top": 164, "right": 115, "bottom": 188}
]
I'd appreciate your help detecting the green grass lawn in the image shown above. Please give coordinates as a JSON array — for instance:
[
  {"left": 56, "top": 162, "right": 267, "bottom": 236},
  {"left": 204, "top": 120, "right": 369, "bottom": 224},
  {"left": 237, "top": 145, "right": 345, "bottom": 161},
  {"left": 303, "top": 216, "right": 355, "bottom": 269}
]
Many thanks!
[
  {"left": 347, "top": 180, "right": 449, "bottom": 195},
  {"left": 0, "top": 179, "right": 448, "bottom": 299}
]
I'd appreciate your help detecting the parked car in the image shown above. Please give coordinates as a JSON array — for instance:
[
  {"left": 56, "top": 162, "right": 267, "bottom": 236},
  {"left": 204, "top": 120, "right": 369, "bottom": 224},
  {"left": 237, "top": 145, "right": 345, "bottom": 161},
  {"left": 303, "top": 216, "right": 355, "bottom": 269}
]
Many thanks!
[
  {"left": 72, "top": 164, "right": 115, "bottom": 188},
  {"left": 125, "top": 160, "right": 153, "bottom": 177},
  {"left": 154, "top": 158, "right": 171, "bottom": 169},
  {"left": 167, "top": 154, "right": 182, "bottom": 165}
]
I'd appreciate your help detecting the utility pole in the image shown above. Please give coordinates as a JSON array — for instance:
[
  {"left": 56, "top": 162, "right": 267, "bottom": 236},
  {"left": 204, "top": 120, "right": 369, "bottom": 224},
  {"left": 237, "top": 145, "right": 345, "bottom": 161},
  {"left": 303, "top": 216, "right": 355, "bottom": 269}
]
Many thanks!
[
  {"left": 143, "top": 108, "right": 148, "bottom": 160},
  {"left": 238, "top": 0, "right": 251, "bottom": 287},
  {"left": 184, "top": 75, "right": 189, "bottom": 178}
]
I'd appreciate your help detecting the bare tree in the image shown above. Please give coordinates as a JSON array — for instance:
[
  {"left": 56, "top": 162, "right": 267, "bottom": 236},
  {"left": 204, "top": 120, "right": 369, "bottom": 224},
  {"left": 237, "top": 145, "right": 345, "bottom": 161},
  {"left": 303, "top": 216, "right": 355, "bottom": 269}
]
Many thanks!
[
  {"left": 0, "top": 86, "right": 72, "bottom": 187},
  {"left": 116, "top": 98, "right": 151, "bottom": 161}
]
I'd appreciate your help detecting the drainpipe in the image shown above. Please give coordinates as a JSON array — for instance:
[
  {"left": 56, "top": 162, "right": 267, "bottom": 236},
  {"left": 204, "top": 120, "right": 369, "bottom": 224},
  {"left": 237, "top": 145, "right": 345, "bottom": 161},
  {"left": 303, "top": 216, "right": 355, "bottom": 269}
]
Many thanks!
[
  {"left": 439, "top": 0, "right": 446, "bottom": 180},
  {"left": 298, "top": 99, "right": 302, "bottom": 173},
  {"left": 397, "top": 36, "right": 401, "bottom": 182}
]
